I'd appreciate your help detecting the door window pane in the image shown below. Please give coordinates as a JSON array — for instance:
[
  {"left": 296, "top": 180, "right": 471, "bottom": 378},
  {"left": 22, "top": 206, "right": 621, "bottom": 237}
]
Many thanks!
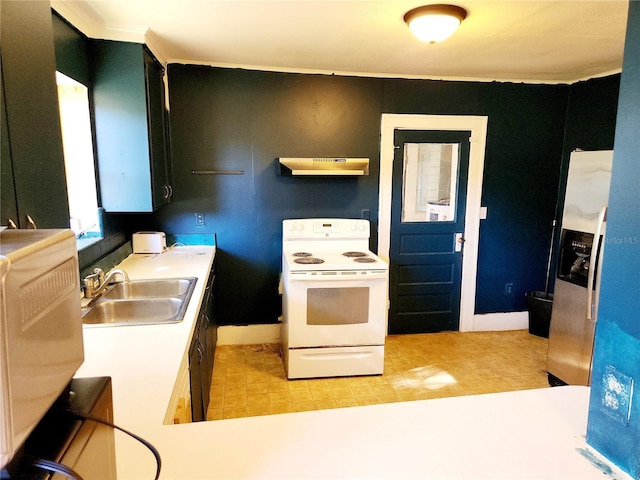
[{"left": 402, "top": 143, "right": 459, "bottom": 222}]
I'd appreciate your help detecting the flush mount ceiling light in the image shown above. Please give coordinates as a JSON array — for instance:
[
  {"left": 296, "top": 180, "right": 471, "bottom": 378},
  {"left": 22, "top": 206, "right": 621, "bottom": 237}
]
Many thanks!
[{"left": 404, "top": 4, "right": 468, "bottom": 44}]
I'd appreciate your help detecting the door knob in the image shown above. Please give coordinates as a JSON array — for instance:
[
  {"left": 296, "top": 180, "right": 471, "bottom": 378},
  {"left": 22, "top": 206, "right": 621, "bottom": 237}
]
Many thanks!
[{"left": 455, "top": 233, "right": 465, "bottom": 252}]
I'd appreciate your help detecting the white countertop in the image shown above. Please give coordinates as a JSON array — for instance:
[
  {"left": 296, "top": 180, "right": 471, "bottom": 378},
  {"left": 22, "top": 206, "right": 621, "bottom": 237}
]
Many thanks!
[{"left": 75, "top": 247, "right": 629, "bottom": 480}]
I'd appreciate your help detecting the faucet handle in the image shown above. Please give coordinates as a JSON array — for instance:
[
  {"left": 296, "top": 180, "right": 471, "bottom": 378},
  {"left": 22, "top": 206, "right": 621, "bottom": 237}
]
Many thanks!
[
  {"left": 93, "top": 268, "right": 105, "bottom": 284},
  {"left": 83, "top": 273, "right": 100, "bottom": 298}
]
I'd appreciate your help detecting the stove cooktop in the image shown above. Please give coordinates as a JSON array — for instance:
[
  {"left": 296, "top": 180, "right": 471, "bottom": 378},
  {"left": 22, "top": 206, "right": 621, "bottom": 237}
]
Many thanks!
[{"left": 284, "top": 249, "right": 387, "bottom": 271}]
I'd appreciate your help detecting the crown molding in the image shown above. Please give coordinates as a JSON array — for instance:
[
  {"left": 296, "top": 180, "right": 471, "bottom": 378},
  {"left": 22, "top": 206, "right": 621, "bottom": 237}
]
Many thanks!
[{"left": 50, "top": 0, "right": 145, "bottom": 43}]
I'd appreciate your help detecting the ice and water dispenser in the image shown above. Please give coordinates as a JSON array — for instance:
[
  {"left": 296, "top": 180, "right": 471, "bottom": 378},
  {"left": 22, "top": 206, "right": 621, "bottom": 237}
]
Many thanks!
[{"left": 557, "top": 229, "right": 600, "bottom": 288}]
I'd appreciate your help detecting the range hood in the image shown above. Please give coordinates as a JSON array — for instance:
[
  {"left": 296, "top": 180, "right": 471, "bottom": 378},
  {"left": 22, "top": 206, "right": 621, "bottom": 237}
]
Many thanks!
[{"left": 278, "top": 158, "right": 369, "bottom": 176}]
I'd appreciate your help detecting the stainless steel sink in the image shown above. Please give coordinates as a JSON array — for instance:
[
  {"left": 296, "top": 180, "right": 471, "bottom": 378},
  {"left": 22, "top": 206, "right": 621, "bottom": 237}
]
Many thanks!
[
  {"left": 82, "top": 277, "right": 197, "bottom": 327},
  {"left": 103, "top": 278, "right": 195, "bottom": 299}
]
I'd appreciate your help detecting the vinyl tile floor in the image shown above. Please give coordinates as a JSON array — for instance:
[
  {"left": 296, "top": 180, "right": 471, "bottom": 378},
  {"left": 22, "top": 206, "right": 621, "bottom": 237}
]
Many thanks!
[{"left": 206, "top": 330, "right": 550, "bottom": 421}]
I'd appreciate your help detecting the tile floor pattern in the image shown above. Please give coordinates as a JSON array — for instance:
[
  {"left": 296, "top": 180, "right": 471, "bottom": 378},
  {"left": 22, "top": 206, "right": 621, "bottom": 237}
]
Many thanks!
[{"left": 206, "top": 330, "right": 550, "bottom": 421}]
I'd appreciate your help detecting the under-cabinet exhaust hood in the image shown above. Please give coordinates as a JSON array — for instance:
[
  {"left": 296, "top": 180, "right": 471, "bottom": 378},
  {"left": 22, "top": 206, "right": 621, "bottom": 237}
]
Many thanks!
[{"left": 278, "top": 158, "right": 369, "bottom": 176}]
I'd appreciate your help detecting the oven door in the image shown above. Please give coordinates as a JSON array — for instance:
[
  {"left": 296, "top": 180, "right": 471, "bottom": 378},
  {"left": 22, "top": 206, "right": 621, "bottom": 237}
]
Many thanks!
[{"left": 283, "top": 273, "right": 388, "bottom": 348}]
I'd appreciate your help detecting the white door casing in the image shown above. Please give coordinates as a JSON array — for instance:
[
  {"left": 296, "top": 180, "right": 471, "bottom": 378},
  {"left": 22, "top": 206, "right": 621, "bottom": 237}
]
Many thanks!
[{"left": 378, "top": 114, "right": 488, "bottom": 332}]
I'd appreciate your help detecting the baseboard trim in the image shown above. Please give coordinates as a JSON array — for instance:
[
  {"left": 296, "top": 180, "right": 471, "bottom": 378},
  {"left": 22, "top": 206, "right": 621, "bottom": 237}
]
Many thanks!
[
  {"left": 217, "top": 324, "right": 282, "bottom": 345},
  {"left": 218, "top": 312, "right": 529, "bottom": 345},
  {"left": 472, "top": 311, "right": 529, "bottom": 332}
]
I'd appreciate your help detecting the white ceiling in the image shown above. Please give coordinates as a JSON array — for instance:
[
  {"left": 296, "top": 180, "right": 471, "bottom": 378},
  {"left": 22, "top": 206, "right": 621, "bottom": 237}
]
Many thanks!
[{"left": 51, "top": 0, "right": 630, "bottom": 84}]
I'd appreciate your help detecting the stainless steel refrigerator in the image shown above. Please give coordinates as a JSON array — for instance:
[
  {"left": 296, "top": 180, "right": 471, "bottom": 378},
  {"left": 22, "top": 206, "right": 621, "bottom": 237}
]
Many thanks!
[{"left": 546, "top": 150, "right": 613, "bottom": 386}]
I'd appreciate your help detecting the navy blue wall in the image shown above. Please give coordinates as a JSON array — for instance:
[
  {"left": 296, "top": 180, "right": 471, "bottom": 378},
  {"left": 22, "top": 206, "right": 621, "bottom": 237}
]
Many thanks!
[
  {"left": 158, "top": 68, "right": 383, "bottom": 325},
  {"left": 159, "top": 66, "right": 577, "bottom": 326},
  {"left": 586, "top": 1, "right": 640, "bottom": 477}
]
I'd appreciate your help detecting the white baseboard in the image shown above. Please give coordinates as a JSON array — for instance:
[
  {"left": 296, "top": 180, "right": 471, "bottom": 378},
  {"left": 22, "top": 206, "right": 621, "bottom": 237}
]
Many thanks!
[
  {"left": 471, "top": 311, "right": 529, "bottom": 332},
  {"left": 217, "top": 324, "right": 282, "bottom": 345},
  {"left": 218, "top": 312, "right": 529, "bottom": 345}
]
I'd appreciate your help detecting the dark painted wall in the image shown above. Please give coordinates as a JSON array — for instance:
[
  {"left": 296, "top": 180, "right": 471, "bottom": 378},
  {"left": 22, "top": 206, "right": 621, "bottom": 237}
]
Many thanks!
[
  {"left": 159, "top": 65, "right": 577, "bottom": 325},
  {"left": 475, "top": 82, "right": 568, "bottom": 313},
  {"left": 586, "top": 1, "right": 640, "bottom": 477},
  {"left": 158, "top": 68, "right": 383, "bottom": 325},
  {"left": 51, "top": 13, "right": 90, "bottom": 86}
]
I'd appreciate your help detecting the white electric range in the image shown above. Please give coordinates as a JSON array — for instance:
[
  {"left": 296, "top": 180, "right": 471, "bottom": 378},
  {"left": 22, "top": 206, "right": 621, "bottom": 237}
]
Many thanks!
[{"left": 280, "top": 218, "right": 389, "bottom": 379}]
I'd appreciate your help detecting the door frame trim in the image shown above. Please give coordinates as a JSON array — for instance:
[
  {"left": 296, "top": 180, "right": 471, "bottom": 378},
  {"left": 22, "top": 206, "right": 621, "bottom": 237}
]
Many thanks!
[{"left": 378, "top": 114, "right": 488, "bottom": 332}]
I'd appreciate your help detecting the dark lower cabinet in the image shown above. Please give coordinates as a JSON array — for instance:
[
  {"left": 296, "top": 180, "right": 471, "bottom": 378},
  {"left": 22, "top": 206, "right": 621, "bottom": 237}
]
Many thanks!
[
  {"left": 189, "top": 329, "right": 206, "bottom": 422},
  {"left": 189, "top": 268, "right": 217, "bottom": 422}
]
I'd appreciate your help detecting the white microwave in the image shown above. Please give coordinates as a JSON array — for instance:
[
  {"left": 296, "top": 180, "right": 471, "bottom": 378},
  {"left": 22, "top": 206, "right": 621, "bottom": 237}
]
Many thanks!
[{"left": 0, "top": 229, "right": 84, "bottom": 469}]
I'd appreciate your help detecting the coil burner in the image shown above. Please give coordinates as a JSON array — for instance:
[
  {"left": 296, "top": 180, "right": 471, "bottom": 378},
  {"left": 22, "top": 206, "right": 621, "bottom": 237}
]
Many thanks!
[
  {"left": 342, "top": 251, "right": 367, "bottom": 258},
  {"left": 293, "top": 257, "right": 324, "bottom": 264},
  {"left": 354, "top": 257, "right": 376, "bottom": 263}
]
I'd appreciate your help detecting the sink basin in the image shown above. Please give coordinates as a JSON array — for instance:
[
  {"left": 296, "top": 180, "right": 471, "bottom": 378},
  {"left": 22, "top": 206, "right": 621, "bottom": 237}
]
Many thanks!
[
  {"left": 83, "top": 298, "right": 184, "bottom": 326},
  {"left": 82, "top": 277, "right": 197, "bottom": 327},
  {"left": 103, "top": 278, "right": 195, "bottom": 299}
]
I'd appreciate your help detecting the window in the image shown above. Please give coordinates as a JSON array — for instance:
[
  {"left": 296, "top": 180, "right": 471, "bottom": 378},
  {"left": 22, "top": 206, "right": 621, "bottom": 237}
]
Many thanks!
[
  {"left": 401, "top": 142, "right": 460, "bottom": 222},
  {"left": 56, "top": 72, "right": 102, "bottom": 244}
]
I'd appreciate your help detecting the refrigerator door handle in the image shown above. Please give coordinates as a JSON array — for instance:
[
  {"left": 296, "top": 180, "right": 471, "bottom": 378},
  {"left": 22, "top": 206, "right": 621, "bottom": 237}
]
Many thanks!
[{"left": 587, "top": 206, "right": 607, "bottom": 320}]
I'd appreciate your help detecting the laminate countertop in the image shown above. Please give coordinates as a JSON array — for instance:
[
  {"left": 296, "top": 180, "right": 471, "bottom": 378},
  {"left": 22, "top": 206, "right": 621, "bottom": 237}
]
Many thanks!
[{"left": 75, "top": 246, "right": 630, "bottom": 480}]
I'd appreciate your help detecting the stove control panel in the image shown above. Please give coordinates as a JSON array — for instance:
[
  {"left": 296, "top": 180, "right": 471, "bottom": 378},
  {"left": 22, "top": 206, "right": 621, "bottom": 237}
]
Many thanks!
[
  {"left": 313, "top": 222, "right": 342, "bottom": 234},
  {"left": 284, "top": 219, "right": 369, "bottom": 239}
]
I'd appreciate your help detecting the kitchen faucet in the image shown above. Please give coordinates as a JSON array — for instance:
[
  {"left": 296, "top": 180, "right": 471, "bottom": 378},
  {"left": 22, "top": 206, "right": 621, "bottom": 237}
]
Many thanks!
[{"left": 83, "top": 267, "right": 130, "bottom": 299}]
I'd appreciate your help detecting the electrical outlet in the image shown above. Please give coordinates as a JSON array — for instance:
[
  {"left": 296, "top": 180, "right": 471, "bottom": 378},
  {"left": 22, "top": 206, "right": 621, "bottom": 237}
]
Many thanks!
[
  {"left": 195, "top": 212, "right": 205, "bottom": 227},
  {"left": 601, "top": 365, "right": 634, "bottom": 425},
  {"left": 505, "top": 283, "right": 514, "bottom": 295}
]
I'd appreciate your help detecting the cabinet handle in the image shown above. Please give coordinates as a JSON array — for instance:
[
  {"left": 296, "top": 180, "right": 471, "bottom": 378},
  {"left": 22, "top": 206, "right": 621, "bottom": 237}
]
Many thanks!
[
  {"left": 192, "top": 170, "right": 244, "bottom": 175},
  {"left": 167, "top": 185, "right": 173, "bottom": 198},
  {"left": 197, "top": 344, "right": 204, "bottom": 364},
  {"left": 26, "top": 215, "right": 37, "bottom": 229},
  {"left": 7, "top": 218, "right": 18, "bottom": 229}
]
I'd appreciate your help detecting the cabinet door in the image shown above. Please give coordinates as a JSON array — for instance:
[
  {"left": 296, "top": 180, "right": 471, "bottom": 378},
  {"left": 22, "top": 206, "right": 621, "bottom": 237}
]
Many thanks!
[
  {"left": 205, "top": 274, "right": 218, "bottom": 382},
  {"left": 189, "top": 332, "right": 205, "bottom": 422},
  {"left": 0, "top": 0, "right": 70, "bottom": 228},
  {"left": 198, "top": 314, "right": 212, "bottom": 413},
  {"left": 92, "top": 41, "right": 153, "bottom": 212},
  {"left": 91, "top": 42, "right": 172, "bottom": 213},
  {"left": 144, "top": 49, "right": 172, "bottom": 208}
]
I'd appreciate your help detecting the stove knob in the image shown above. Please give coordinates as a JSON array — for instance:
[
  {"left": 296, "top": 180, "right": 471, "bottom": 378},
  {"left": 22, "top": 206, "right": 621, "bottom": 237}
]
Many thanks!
[
  {"left": 350, "top": 223, "right": 357, "bottom": 232},
  {"left": 287, "top": 223, "right": 296, "bottom": 232},
  {"left": 296, "top": 223, "right": 304, "bottom": 232}
]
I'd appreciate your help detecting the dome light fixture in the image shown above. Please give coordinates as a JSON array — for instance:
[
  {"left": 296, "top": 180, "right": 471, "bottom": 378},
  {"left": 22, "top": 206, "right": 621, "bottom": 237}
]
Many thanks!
[{"left": 404, "top": 4, "right": 468, "bottom": 44}]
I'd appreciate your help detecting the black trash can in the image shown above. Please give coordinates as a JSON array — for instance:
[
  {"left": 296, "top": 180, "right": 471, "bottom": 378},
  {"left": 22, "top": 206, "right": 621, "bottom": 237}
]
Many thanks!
[{"left": 526, "top": 291, "right": 553, "bottom": 338}]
